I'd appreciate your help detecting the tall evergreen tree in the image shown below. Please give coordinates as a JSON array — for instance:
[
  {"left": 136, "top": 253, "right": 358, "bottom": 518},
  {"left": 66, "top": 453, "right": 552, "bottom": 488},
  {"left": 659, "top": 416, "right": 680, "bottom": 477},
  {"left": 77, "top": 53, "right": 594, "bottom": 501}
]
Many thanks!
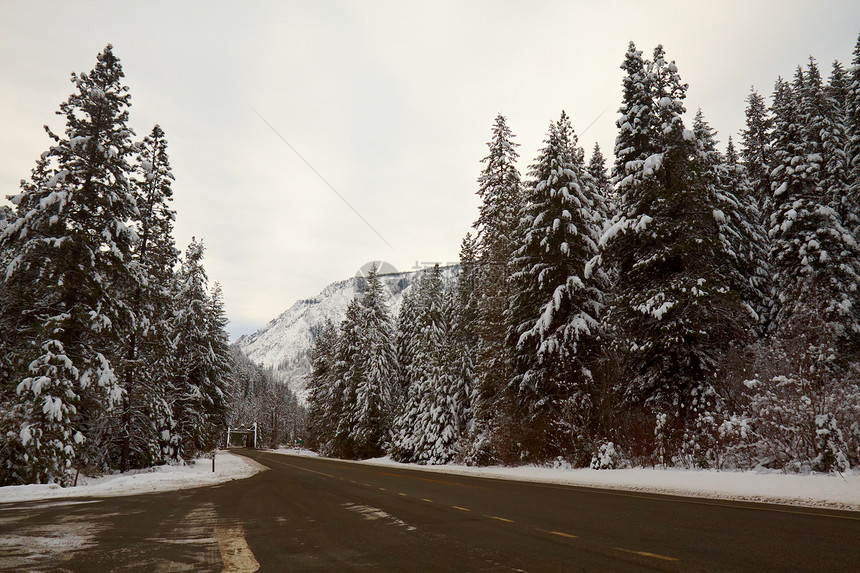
[
  {"left": 392, "top": 267, "right": 469, "bottom": 464},
  {"left": 115, "top": 124, "right": 179, "bottom": 471},
  {"left": 349, "top": 264, "right": 398, "bottom": 458},
  {"left": 613, "top": 42, "right": 656, "bottom": 192},
  {"left": 847, "top": 34, "right": 860, "bottom": 236},
  {"left": 603, "top": 45, "right": 746, "bottom": 462},
  {"left": 694, "top": 111, "right": 771, "bottom": 332},
  {"left": 587, "top": 142, "right": 614, "bottom": 220},
  {"left": 306, "top": 319, "right": 339, "bottom": 453},
  {"left": 507, "top": 111, "right": 604, "bottom": 463},
  {"left": 0, "top": 45, "right": 137, "bottom": 484},
  {"left": 169, "top": 239, "right": 228, "bottom": 460},
  {"left": 740, "top": 88, "right": 774, "bottom": 219},
  {"left": 769, "top": 68, "right": 860, "bottom": 341},
  {"left": 468, "top": 115, "right": 522, "bottom": 464}
]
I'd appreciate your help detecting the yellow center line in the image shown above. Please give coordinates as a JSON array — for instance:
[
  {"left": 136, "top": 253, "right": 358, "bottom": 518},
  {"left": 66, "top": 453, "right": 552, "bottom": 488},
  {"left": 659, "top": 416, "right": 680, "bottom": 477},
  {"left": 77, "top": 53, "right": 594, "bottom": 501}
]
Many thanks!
[
  {"left": 485, "top": 515, "right": 514, "bottom": 523},
  {"left": 380, "top": 471, "right": 477, "bottom": 488},
  {"left": 616, "top": 547, "right": 679, "bottom": 562},
  {"left": 263, "top": 458, "right": 335, "bottom": 478},
  {"left": 539, "top": 529, "right": 578, "bottom": 539},
  {"left": 452, "top": 506, "right": 471, "bottom": 512}
]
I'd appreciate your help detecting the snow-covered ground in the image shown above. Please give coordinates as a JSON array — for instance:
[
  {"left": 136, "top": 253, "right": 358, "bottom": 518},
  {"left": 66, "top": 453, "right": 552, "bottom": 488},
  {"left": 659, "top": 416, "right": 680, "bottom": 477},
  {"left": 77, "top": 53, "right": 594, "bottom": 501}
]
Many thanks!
[
  {"left": 348, "top": 455, "right": 860, "bottom": 511},
  {"left": 0, "top": 451, "right": 264, "bottom": 504}
]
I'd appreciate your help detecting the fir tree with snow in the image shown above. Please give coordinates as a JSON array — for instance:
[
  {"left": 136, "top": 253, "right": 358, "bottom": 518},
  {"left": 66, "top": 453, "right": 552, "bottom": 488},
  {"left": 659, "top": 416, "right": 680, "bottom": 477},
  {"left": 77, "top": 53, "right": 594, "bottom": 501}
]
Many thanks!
[
  {"left": 306, "top": 320, "right": 339, "bottom": 453},
  {"left": 768, "top": 66, "right": 860, "bottom": 348},
  {"left": 349, "top": 264, "right": 398, "bottom": 458},
  {"left": 112, "top": 124, "right": 180, "bottom": 471},
  {"left": 602, "top": 45, "right": 746, "bottom": 465},
  {"left": 392, "top": 266, "right": 471, "bottom": 464},
  {"left": 0, "top": 45, "right": 137, "bottom": 484},
  {"left": 694, "top": 112, "right": 771, "bottom": 334},
  {"left": 847, "top": 33, "right": 860, "bottom": 239},
  {"left": 587, "top": 142, "right": 615, "bottom": 221},
  {"left": 740, "top": 88, "right": 774, "bottom": 218},
  {"left": 169, "top": 239, "right": 229, "bottom": 460},
  {"left": 468, "top": 115, "right": 523, "bottom": 465},
  {"left": 507, "top": 111, "right": 604, "bottom": 464}
]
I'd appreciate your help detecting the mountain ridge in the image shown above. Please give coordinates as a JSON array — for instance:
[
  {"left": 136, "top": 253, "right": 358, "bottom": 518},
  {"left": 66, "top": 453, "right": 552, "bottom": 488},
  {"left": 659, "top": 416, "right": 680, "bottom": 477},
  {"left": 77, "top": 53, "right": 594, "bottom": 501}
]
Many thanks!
[{"left": 235, "top": 267, "right": 458, "bottom": 401}]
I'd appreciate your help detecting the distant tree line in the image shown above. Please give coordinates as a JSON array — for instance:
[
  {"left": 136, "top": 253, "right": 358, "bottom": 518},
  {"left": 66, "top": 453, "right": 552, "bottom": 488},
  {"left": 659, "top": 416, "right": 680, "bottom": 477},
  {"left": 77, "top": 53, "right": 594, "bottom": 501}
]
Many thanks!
[
  {"left": 227, "top": 347, "right": 304, "bottom": 449},
  {"left": 0, "top": 46, "right": 233, "bottom": 485},
  {"left": 308, "top": 32, "right": 860, "bottom": 473}
]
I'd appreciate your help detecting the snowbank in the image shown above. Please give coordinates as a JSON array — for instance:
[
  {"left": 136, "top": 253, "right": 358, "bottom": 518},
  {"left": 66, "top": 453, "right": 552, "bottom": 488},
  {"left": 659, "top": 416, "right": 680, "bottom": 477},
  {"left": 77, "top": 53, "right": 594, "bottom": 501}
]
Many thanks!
[
  {"left": 354, "top": 456, "right": 860, "bottom": 511},
  {"left": 0, "top": 451, "right": 264, "bottom": 504}
]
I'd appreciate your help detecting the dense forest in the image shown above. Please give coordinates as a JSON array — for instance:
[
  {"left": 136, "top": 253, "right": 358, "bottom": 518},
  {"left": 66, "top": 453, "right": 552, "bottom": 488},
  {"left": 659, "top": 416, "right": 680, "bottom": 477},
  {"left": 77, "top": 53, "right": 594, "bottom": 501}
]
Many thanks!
[
  {"left": 0, "top": 46, "right": 302, "bottom": 486},
  {"left": 308, "top": 33, "right": 860, "bottom": 473}
]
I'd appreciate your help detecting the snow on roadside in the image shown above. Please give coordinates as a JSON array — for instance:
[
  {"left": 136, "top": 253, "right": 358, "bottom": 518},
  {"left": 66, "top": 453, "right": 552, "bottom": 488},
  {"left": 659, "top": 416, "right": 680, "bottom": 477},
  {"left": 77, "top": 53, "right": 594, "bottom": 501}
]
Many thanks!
[
  {"left": 267, "top": 447, "right": 320, "bottom": 458},
  {"left": 0, "top": 451, "right": 264, "bottom": 504},
  {"left": 339, "top": 455, "right": 859, "bottom": 511}
]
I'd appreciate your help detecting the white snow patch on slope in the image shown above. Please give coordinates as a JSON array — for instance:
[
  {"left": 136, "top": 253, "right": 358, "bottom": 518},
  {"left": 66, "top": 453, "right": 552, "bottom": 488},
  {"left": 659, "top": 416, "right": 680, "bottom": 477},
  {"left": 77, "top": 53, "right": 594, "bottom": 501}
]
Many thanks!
[{"left": 0, "top": 451, "right": 264, "bottom": 504}]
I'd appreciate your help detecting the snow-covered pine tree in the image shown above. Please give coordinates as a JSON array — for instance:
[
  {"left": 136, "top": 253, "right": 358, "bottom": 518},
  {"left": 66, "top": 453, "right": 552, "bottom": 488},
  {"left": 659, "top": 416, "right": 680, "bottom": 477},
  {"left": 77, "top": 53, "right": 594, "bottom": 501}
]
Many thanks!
[
  {"left": 348, "top": 264, "right": 398, "bottom": 459},
  {"left": 169, "top": 239, "right": 228, "bottom": 460},
  {"left": 466, "top": 115, "right": 523, "bottom": 465},
  {"left": 587, "top": 142, "right": 615, "bottom": 221},
  {"left": 115, "top": 124, "right": 180, "bottom": 471},
  {"left": 694, "top": 111, "right": 771, "bottom": 334},
  {"left": 740, "top": 88, "right": 774, "bottom": 220},
  {"left": 613, "top": 42, "right": 656, "bottom": 192},
  {"left": 0, "top": 45, "right": 137, "bottom": 484},
  {"left": 306, "top": 319, "right": 339, "bottom": 453},
  {"left": 453, "top": 235, "right": 478, "bottom": 447},
  {"left": 768, "top": 65, "right": 860, "bottom": 345},
  {"left": 760, "top": 61, "right": 860, "bottom": 471},
  {"left": 602, "top": 45, "right": 746, "bottom": 465},
  {"left": 847, "top": 34, "right": 860, "bottom": 238},
  {"left": 391, "top": 266, "right": 469, "bottom": 464},
  {"left": 330, "top": 298, "right": 364, "bottom": 458},
  {"left": 393, "top": 285, "right": 418, "bottom": 409},
  {"left": 206, "top": 281, "right": 232, "bottom": 418},
  {"left": 507, "top": 111, "right": 604, "bottom": 464}
]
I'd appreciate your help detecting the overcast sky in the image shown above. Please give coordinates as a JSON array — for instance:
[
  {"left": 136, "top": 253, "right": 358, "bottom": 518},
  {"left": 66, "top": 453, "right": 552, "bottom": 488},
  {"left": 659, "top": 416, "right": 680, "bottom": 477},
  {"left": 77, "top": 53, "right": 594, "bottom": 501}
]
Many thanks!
[{"left": 2, "top": 1, "right": 858, "bottom": 340}]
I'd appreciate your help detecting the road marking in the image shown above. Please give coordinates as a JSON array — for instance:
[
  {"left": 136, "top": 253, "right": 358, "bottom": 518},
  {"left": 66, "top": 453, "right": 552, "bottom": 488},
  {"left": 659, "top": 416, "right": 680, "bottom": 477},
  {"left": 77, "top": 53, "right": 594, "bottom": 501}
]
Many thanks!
[
  {"left": 422, "top": 499, "right": 433, "bottom": 503},
  {"left": 616, "top": 547, "right": 679, "bottom": 562},
  {"left": 397, "top": 493, "right": 407, "bottom": 497},
  {"left": 263, "top": 458, "right": 335, "bottom": 478},
  {"left": 257, "top": 453, "right": 857, "bottom": 520},
  {"left": 540, "top": 529, "right": 578, "bottom": 539},
  {"left": 215, "top": 524, "right": 260, "bottom": 573},
  {"left": 452, "top": 506, "right": 471, "bottom": 512},
  {"left": 379, "top": 487, "right": 387, "bottom": 491},
  {"left": 485, "top": 515, "right": 514, "bottom": 523},
  {"left": 381, "top": 471, "right": 476, "bottom": 487}
]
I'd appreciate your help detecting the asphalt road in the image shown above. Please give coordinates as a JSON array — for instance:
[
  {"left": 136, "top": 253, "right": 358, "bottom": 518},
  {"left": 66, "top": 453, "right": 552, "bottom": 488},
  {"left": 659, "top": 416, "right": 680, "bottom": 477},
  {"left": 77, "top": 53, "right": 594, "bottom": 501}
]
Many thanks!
[{"left": 1, "top": 449, "right": 858, "bottom": 572}]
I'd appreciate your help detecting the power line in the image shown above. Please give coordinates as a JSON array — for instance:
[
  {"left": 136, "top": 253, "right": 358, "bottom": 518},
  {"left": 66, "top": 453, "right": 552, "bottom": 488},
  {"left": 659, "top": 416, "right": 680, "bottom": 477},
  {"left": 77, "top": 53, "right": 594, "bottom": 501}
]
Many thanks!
[{"left": 253, "top": 108, "right": 396, "bottom": 252}]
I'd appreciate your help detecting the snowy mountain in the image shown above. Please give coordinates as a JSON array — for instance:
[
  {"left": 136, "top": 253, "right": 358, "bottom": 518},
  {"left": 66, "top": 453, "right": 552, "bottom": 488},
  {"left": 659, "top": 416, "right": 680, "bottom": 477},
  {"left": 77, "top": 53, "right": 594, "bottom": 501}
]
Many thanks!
[{"left": 236, "top": 267, "right": 457, "bottom": 402}]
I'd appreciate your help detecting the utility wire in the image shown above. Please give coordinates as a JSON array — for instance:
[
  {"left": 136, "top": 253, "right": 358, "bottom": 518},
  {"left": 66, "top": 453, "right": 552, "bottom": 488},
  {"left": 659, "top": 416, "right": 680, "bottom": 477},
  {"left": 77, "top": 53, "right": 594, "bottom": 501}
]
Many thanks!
[{"left": 253, "top": 108, "right": 396, "bottom": 251}]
